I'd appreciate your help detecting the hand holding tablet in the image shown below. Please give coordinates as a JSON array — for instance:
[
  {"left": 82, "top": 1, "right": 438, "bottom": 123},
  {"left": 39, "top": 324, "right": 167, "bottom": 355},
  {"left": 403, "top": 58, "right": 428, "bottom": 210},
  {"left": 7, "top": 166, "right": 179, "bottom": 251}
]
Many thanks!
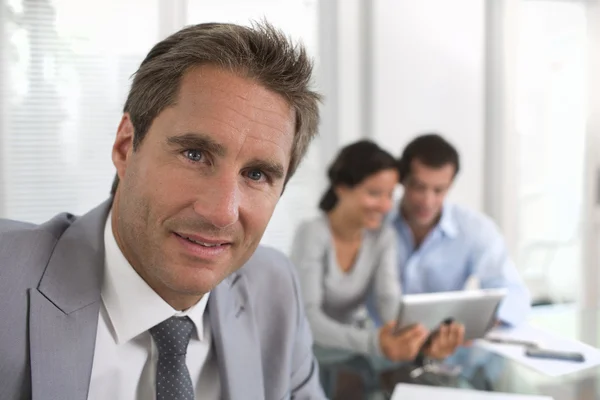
[
  {"left": 394, "top": 288, "right": 507, "bottom": 342},
  {"left": 378, "top": 321, "right": 429, "bottom": 361},
  {"left": 423, "top": 320, "right": 466, "bottom": 359}
]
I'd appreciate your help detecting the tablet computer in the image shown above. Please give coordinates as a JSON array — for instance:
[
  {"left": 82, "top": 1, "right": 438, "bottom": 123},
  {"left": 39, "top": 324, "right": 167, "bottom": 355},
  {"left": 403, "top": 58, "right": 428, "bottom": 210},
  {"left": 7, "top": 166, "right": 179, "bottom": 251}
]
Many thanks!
[{"left": 393, "top": 288, "right": 507, "bottom": 341}]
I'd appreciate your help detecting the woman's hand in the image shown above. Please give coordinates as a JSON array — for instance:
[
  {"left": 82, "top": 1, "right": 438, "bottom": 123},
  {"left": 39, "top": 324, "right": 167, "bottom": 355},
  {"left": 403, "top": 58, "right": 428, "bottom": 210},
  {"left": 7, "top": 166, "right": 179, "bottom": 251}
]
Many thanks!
[{"left": 379, "top": 321, "right": 429, "bottom": 362}]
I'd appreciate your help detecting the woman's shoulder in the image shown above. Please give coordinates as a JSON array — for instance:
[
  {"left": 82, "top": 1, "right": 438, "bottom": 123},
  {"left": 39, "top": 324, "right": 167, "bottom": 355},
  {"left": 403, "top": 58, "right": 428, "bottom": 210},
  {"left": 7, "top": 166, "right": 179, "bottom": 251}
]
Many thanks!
[
  {"left": 295, "top": 214, "right": 332, "bottom": 240},
  {"left": 290, "top": 214, "right": 333, "bottom": 261},
  {"left": 365, "top": 222, "right": 398, "bottom": 246}
]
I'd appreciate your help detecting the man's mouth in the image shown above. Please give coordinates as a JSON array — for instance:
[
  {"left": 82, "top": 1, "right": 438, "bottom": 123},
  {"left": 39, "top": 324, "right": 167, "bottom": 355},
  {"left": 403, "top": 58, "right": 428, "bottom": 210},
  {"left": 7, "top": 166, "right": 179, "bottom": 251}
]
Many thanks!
[{"left": 174, "top": 232, "right": 231, "bottom": 248}]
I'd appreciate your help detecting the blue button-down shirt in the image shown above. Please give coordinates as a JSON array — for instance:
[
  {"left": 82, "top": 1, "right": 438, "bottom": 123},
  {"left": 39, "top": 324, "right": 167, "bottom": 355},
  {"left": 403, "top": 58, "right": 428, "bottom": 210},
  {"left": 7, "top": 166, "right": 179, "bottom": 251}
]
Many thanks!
[{"left": 392, "top": 203, "right": 531, "bottom": 326}]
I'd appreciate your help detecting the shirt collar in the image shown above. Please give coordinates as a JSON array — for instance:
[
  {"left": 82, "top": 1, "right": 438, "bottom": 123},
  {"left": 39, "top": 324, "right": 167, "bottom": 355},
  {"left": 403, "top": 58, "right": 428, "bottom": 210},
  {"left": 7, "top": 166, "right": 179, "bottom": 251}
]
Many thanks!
[
  {"left": 101, "top": 211, "right": 210, "bottom": 344},
  {"left": 438, "top": 203, "right": 458, "bottom": 237},
  {"left": 393, "top": 200, "right": 458, "bottom": 239}
]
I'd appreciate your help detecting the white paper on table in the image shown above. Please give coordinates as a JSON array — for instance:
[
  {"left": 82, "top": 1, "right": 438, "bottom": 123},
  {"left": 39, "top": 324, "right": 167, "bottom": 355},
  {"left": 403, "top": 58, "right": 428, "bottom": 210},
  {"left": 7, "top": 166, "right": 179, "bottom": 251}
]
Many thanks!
[
  {"left": 474, "top": 324, "right": 600, "bottom": 377},
  {"left": 391, "top": 383, "right": 553, "bottom": 400}
]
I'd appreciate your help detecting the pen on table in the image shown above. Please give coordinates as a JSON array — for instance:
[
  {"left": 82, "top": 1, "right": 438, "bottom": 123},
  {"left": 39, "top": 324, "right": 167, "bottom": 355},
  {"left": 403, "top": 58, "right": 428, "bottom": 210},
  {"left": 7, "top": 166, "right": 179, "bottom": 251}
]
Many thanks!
[{"left": 483, "top": 337, "right": 540, "bottom": 348}]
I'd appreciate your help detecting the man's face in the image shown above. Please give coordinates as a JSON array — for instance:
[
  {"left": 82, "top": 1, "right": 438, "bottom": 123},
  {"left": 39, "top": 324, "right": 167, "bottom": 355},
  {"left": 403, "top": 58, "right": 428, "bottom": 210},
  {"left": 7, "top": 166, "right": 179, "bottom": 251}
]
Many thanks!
[
  {"left": 111, "top": 65, "right": 295, "bottom": 306},
  {"left": 401, "top": 159, "right": 455, "bottom": 229}
]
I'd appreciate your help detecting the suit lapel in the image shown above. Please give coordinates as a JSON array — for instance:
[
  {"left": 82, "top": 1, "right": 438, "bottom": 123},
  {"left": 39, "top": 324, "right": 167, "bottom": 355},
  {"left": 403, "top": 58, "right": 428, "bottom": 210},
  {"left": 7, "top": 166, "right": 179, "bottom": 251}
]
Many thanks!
[
  {"left": 210, "top": 272, "right": 265, "bottom": 400},
  {"left": 29, "top": 201, "right": 111, "bottom": 400},
  {"left": 29, "top": 290, "right": 101, "bottom": 400}
]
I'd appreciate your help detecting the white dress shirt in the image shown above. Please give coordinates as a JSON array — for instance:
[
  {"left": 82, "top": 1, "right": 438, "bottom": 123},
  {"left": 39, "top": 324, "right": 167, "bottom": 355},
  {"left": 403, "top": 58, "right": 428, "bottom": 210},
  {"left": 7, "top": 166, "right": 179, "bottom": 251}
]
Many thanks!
[{"left": 87, "top": 212, "right": 220, "bottom": 400}]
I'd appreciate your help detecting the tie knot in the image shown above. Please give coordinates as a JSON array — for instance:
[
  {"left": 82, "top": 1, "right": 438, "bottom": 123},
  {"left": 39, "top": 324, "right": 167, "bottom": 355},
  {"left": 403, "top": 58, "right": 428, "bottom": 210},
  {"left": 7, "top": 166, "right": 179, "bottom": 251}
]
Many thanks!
[{"left": 149, "top": 316, "right": 195, "bottom": 355}]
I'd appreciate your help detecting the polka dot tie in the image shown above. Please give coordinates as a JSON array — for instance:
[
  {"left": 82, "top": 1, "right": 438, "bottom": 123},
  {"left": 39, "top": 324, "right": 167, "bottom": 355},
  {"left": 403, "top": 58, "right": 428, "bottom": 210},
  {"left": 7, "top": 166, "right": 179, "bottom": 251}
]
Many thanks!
[{"left": 149, "top": 316, "right": 195, "bottom": 400}]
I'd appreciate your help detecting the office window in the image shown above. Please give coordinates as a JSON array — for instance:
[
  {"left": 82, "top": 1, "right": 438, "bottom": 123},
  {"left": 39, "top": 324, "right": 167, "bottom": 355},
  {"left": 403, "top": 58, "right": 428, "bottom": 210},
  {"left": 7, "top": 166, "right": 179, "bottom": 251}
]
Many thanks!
[
  {"left": 0, "top": 0, "right": 325, "bottom": 257},
  {"left": 515, "top": 1, "right": 587, "bottom": 302},
  {"left": 186, "top": 0, "right": 324, "bottom": 254},
  {"left": 1, "top": 0, "right": 159, "bottom": 223}
]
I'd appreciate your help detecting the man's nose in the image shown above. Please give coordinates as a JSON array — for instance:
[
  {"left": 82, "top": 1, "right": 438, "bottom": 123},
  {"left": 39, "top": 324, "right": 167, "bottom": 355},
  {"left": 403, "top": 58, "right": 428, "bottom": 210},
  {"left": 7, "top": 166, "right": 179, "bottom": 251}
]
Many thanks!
[
  {"left": 423, "top": 190, "right": 437, "bottom": 208},
  {"left": 192, "top": 173, "right": 240, "bottom": 229}
]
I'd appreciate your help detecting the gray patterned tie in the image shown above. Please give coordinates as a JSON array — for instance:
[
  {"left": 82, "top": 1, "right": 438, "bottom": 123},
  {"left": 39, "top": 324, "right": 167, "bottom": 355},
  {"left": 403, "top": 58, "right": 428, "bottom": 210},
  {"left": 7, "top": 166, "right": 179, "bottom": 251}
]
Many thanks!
[{"left": 150, "top": 316, "right": 195, "bottom": 400}]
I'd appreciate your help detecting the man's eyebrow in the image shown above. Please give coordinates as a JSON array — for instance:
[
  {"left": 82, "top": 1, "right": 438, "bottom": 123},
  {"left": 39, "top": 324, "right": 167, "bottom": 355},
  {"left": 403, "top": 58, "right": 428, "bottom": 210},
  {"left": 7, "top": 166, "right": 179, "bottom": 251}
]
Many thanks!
[
  {"left": 247, "top": 158, "right": 286, "bottom": 180},
  {"left": 166, "top": 132, "right": 227, "bottom": 157}
]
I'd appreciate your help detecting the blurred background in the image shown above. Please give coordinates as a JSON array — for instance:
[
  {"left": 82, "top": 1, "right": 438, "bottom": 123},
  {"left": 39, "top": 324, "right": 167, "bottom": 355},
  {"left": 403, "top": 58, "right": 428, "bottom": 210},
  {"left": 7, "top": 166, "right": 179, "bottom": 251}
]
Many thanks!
[{"left": 1, "top": 0, "right": 599, "bottom": 309}]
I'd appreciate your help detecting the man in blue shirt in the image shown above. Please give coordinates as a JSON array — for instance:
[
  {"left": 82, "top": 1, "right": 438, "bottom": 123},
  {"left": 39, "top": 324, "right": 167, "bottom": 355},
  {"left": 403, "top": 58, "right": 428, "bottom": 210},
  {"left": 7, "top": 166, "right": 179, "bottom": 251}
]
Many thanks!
[{"left": 392, "top": 134, "right": 531, "bottom": 326}]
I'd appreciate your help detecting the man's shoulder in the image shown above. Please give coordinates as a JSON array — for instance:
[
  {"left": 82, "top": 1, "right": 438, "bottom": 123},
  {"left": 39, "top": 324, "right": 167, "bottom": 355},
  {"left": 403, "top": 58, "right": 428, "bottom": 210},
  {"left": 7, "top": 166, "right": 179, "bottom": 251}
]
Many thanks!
[
  {"left": 0, "top": 213, "right": 78, "bottom": 291},
  {"left": 241, "top": 245, "right": 295, "bottom": 285},
  {"left": 0, "top": 213, "right": 76, "bottom": 248},
  {"left": 240, "top": 245, "right": 305, "bottom": 303},
  {"left": 448, "top": 203, "right": 497, "bottom": 228},
  {"left": 238, "top": 245, "right": 304, "bottom": 322},
  {"left": 0, "top": 218, "right": 36, "bottom": 234},
  {"left": 447, "top": 203, "right": 501, "bottom": 240}
]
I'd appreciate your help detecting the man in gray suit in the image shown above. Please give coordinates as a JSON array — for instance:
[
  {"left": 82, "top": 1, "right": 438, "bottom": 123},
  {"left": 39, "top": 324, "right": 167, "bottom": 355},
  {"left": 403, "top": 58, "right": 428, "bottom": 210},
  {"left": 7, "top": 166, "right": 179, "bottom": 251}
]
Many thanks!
[{"left": 0, "top": 22, "right": 325, "bottom": 400}]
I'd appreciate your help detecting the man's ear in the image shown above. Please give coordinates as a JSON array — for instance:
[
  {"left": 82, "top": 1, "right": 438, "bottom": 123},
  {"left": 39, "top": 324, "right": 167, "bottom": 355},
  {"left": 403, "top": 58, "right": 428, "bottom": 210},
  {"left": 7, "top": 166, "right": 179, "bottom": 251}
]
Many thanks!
[{"left": 112, "top": 113, "right": 135, "bottom": 182}]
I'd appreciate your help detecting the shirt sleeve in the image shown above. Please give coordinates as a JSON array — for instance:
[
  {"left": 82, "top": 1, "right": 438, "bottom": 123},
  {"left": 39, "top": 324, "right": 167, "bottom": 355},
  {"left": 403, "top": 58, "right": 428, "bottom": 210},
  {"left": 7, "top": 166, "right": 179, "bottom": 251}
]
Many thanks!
[
  {"left": 469, "top": 220, "right": 532, "bottom": 326},
  {"left": 289, "top": 220, "right": 382, "bottom": 357},
  {"left": 371, "top": 227, "right": 402, "bottom": 323}
]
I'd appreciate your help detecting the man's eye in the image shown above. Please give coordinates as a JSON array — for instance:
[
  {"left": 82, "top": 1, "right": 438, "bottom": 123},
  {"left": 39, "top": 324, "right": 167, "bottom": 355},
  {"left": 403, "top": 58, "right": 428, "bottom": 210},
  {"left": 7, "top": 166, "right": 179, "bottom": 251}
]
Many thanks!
[
  {"left": 247, "top": 170, "right": 264, "bottom": 181},
  {"left": 183, "top": 150, "right": 204, "bottom": 162}
]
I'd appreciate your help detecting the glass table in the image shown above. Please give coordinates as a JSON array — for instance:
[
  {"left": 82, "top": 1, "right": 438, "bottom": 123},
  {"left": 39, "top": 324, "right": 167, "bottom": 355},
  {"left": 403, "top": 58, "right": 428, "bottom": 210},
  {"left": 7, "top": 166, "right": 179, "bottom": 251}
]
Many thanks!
[{"left": 321, "top": 305, "right": 600, "bottom": 400}]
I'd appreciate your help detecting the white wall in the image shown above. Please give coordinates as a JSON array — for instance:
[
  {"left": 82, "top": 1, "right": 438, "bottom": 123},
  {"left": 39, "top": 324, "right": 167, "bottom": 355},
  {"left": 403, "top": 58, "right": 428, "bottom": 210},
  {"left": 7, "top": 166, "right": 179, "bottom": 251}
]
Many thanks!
[
  {"left": 371, "top": 0, "right": 485, "bottom": 212},
  {"left": 336, "top": 0, "right": 367, "bottom": 147}
]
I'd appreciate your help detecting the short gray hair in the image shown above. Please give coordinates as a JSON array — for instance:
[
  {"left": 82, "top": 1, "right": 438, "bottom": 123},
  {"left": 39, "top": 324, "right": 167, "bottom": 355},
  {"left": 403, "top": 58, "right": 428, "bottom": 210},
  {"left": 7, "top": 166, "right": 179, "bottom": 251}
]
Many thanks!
[{"left": 111, "top": 21, "right": 321, "bottom": 195}]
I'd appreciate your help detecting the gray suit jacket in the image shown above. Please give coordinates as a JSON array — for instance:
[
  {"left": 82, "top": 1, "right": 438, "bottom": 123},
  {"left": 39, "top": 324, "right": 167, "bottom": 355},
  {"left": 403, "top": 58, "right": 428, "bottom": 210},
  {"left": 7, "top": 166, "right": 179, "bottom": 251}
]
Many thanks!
[{"left": 0, "top": 200, "right": 325, "bottom": 400}]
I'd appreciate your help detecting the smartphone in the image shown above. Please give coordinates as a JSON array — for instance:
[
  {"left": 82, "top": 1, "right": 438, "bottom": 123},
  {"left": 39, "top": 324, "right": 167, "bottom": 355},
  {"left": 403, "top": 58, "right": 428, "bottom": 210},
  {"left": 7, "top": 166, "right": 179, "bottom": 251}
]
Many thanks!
[
  {"left": 485, "top": 337, "right": 539, "bottom": 348},
  {"left": 525, "top": 348, "right": 585, "bottom": 363}
]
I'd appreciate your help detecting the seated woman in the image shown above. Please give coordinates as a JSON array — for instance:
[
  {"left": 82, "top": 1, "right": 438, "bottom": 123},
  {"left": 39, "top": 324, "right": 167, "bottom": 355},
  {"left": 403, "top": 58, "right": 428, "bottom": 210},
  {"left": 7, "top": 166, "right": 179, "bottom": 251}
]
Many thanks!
[{"left": 290, "top": 140, "right": 464, "bottom": 369}]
